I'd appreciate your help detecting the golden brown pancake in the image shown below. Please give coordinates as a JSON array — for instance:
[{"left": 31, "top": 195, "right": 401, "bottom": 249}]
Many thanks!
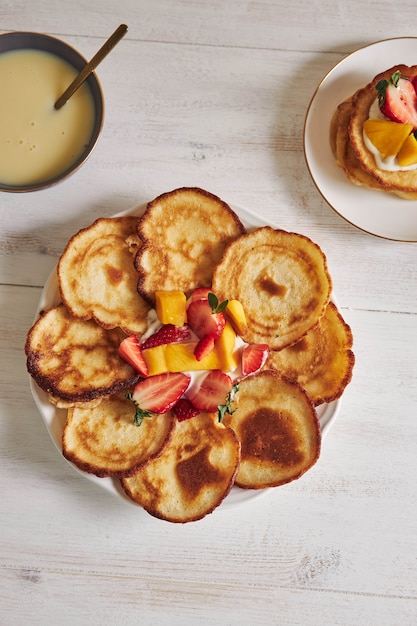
[
  {"left": 25, "top": 304, "right": 139, "bottom": 405},
  {"left": 135, "top": 187, "right": 246, "bottom": 303},
  {"left": 63, "top": 392, "right": 175, "bottom": 478},
  {"left": 223, "top": 370, "right": 321, "bottom": 489},
  {"left": 266, "top": 302, "right": 354, "bottom": 406},
  {"left": 58, "top": 216, "right": 151, "bottom": 335},
  {"left": 121, "top": 413, "right": 240, "bottom": 523},
  {"left": 212, "top": 226, "right": 332, "bottom": 350},
  {"left": 331, "top": 97, "right": 385, "bottom": 190},
  {"left": 332, "top": 64, "right": 417, "bottom": 198}
]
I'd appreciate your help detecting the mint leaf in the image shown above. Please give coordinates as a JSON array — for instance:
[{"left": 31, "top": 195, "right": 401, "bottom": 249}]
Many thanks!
[
  {"left": 208, "top": 291, "right": 228, "bottom": 314},
  {"left": 217, "top": 383, "right": 239, "bottom": 422},
  {"left": 126, "top": 392, "right": 153, "bottom": 427}
]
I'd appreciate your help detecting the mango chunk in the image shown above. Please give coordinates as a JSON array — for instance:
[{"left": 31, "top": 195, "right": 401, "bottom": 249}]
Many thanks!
[
  {"left": 215, "top": 321, "right": 239, "bottom": 372},
  {"left": 363, "top": 119, "right": 413, "bottom": 158},
  {"left": 141, "top": 344, "right": 168, "bottom": 376},
  {"left": 143, "top": 342, "right": 222, "bottom": 376},
  {"left": 397, "top": 132, "right": 417, "bottom": 166},
  {"left": 226, "top": 299, "right": 248, "bottom": 336},
  {"left": 155, "top": 290, "right": 186, "bottom": 326}
]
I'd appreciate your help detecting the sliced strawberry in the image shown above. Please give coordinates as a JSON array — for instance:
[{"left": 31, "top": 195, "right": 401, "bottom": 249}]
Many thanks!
[
  {"left": 194, "top": 334, "right": 216, "bottom": 361},
  {"left": 141, "top": 323, "right": 191, "bottom": 350},
  {"left": 187, "top": 370, "right": 232, "bottom": 413},
  {"left": 118, "top": 335, "right": 148, "bottom": 377},
  {"left": 128, "top": 372, "right": 191, "bottom": 425},
  {"left": 173, "top": 398, "right": 200, "bottom": 422},
  {"left": 241, "top": 343, "right": 269, "bottom": 376},
  {"left": 188, "top": 287, "right": 211, "bottom": 303},
  {"left": 187, "top": 297, "right": 226, "bottom": 339},
  {"left": 377, "top": 71, "right": 417, "bottom": 128}
]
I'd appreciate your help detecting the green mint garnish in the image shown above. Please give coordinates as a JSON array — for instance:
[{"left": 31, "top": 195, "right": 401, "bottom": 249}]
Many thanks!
[
  {"left": 208, "top": 292, "right": 228, "bottom": 314},
  {"left": 218, "top": 383, "right": 239, "bottom": 423}
]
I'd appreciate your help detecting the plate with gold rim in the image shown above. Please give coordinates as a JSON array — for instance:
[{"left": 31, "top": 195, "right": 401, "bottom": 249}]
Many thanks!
[
  {"left": 29, "top": 202, "right": 341, "bottom": 511},
  {"left": 304, "top": 37, "right": 417, "bottom": 242}
]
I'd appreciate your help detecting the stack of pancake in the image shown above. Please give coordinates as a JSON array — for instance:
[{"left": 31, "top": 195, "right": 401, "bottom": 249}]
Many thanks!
[
  {"left": 25, "top": 187, "right": 354, "bottom": 523},
  {"left": 331, "top": 64, "right": 417, "bottom": 198}
]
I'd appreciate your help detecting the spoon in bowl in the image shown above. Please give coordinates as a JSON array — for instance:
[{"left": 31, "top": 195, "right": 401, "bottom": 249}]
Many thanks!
[{"left": 54, "top": 23, "right": 128, "bottom": 110}]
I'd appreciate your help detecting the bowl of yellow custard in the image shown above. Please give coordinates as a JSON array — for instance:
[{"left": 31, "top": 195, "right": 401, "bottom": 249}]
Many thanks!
[{"left": 0, "top": 31, "right": 104, "bottom": 192}]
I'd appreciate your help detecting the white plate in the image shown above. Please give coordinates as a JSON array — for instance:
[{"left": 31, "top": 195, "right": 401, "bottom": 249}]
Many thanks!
[
  {"left": 30, "top": 202, "right": 341, "bottom": 510},
  {"left": 304, "top": 37, "right": 417, "bottom": 242}
]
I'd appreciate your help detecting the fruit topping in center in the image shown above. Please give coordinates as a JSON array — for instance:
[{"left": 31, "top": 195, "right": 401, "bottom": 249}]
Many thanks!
[{"left": 120, "top": 288, "right": 269, "bottom": 426}]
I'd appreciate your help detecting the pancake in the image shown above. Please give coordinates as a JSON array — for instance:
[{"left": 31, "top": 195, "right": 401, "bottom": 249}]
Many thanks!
[
  {"left": 332, "top": 64, "right": 417, "bottom": 198},
  {"left": 331, "top": 97, "right": 385, "bottom": 190},
  {"left": 121, "top": 412, "right": 240, "bottom": 523},
  {"left": 135, "top": 187, "right": 246, "bottom": 303},
  {"left": 25, "top": 304, "right": 139, "bottom": 405},
  {"left": 266, "top": 302, "right": 354, "bottom": 406},
  {"left": 63, "top": 392, "right": 175, "bottom": 478},
  {"left": 223, "top": 370, "right": 321, "bottom": 489},
  {"left": 211, "top": 226, "right": 332, "bottom": 350},
  {"left": 58, "top": 216, "right": 151, "bottom": 335}
]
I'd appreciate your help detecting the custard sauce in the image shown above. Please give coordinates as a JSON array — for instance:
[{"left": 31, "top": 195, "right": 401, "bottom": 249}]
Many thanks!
[{"left": 0, "top": 48, "right": 95, "bottom": 186}]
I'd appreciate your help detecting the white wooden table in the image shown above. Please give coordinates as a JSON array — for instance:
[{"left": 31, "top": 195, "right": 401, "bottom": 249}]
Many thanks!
[{"left": 1, "top": 2, "right": 417, "bottom": 624}]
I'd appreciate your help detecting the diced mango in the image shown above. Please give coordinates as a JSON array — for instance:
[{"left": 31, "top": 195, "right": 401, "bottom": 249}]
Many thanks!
[
  {"left": 155, "top": 290, "right": 186, "bottom": 326},
  {"left": 363, "top": 119, "right": 413, "bottom": 158},
  {"left": 141, "top": 344, "right": 168, "bottom": 376},
  {"left": 215, "top": 321, "right": 239, "bottom": 372},
  {"left": 226, "top": 299, "right": 248, "bottom": 336},
  {"left": 166, "top": 343, "right": 221, "bottom": 372},
  {"left": 397, "top": 132, "right": 417, "bottom": 166},
  {"left": 143, "top": 342, "right": 222, "bottom": 375}
]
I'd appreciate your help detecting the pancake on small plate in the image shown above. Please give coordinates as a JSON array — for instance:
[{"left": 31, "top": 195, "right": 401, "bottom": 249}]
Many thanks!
[
  {"left": 212, "top": 226, "right": 332, "bottom": 350},
  {"left": 121, "top": 413, "right": 240, "bottom": 523},
  {"left": 223, "top": 370, "right": 320, "bottom": 489},
  {"left": 135, "top": 187, "right": 246, "bottom": 303},
  {"left": 58, "top": 216, "right": 151, "bottom": 335},
  {"left": 266, "top": 302, "right": 355, "bottom": 406},
  {"left": 63, "top": 392, "right": 175, "bottom": 478},
  {"left": 25, "top": 304, "right": 139, "bottom": 406},
  {"left": 332, "top": 64, "right": 417, "bottom": 198}
]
